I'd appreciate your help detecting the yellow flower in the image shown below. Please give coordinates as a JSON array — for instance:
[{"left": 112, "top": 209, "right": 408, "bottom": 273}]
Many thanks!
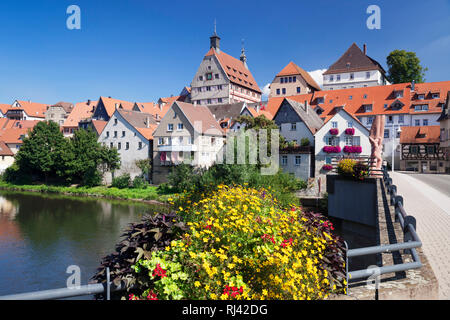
[{"left": 194, "top": 281, "right": 201, "bottom": 288}]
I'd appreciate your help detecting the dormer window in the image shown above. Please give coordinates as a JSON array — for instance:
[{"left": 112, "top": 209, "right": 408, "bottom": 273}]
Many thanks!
[
  {"left": 364, "top": 104, "right": 373, "bottom": 112},
  {"left": 432, "top": 93, "right": 440, "bottom": 99},
  {"left": 418, "top": 94, "right": 425, "bottom": 100},
  {"left": 317, "top": 97, "right": 324, "bottom": 104},
  {"left": 394, "top": 90, "right": 404, "bottom": 98}
]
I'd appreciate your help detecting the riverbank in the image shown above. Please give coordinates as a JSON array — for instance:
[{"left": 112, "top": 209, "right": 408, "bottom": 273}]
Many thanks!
[{"left": 0, "top": 181, "right": 175, "bottom": 205}]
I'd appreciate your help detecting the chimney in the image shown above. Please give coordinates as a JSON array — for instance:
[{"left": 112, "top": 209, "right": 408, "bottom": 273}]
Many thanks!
[
  {"left": 363, "top": 44, "right": 367, "bottom": 55},
  {"left": 146, "top": 116, "right": 150, "bottom": 128},
  {"left": 304, "top": 100, "right": 308, "bottom": 113},
  {"left": 87, "top": 99, "right": 91, "bottom": 105},
  {"left": 411, "top": 80, "right": 415, "bottom": 92}
]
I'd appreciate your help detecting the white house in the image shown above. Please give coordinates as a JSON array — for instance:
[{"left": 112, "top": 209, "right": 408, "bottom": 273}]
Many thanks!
[
  {"left": 314, "top": 107, "right": 371, "bottom": 176},
  {"left": 322, "top": 43, "right": 389, "bottom": 91},
  {"left": 97, "top": 109, "right": 158, "bottom": 183},
  {"left": 152, "top": 101, "right": 225, "bottom": 184},
  {"left": 272, "top": 98, "right": 323, "bottom": 180}
]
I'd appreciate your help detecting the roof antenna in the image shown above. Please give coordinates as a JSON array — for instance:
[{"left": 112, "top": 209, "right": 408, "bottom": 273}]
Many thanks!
[{"left": 214, "top": 18, "right": 217, "bottom": 35}]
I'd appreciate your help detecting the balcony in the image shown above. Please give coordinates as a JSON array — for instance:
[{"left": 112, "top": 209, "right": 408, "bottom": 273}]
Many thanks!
[{"left": 157, "top": 145, "right": 198, "bottom": 152}]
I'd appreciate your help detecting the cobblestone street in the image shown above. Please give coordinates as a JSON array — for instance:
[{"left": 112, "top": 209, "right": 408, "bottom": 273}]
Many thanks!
[{"left": 391, "top": 172, "right": 450, "bottom": 300}]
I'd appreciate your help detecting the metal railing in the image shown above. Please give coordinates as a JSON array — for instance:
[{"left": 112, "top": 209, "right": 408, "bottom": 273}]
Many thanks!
[
  {"left": 344, "top": 166, "right": 423, "bottom": 294},
  {"left": 0, "top": 268, "right": 126, "bottom": 300}
]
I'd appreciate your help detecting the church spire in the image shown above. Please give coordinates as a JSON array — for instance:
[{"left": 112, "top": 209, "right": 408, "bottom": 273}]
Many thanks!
[
  {"left": 240, "top": 39, "right": 248, "bottom": 69},
  {"left": 210, "top": 19, "right": 221, "bottom": 53}
]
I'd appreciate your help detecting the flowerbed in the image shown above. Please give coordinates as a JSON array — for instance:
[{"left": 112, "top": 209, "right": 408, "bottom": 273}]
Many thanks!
[
  {"left": 329, "top": 128, "right": 339, "bottom": 135},
  {"left": 323, "top": 146, "right": 341, "bottom": 153},
  {"left": 128, "top": 185, "right": 346, "bottom": 300},
  {"left": 337, "top": 159, "right": 369, "bottom": 180},
  {"left": 344, "top": 128, "right": 355, "bottom": 135},
  {"left": 343, "top": 145, "right": 362, "bottom": 153}
]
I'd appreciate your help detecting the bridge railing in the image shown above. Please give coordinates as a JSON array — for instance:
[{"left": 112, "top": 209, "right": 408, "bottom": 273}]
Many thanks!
[
  {"left": 0, "top": 268, "right": 125, "bottom": 300},
  {"left": 344, "top": 166, "right": 423, "bottom": 294}
]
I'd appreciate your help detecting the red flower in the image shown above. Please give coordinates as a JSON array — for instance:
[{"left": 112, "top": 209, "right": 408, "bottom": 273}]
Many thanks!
[{"left": 152, "top": 264, "right": 167, "bottom": 278}]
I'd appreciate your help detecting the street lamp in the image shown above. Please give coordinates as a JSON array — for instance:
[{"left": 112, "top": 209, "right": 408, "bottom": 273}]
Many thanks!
[{"left": 392, "top": 126, "right": 402, "bottom": 173}]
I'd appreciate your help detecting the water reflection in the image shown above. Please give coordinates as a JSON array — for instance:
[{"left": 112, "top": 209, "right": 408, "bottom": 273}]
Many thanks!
[{"left": 0, "top": 191, "right": 164, "bottom": 297}]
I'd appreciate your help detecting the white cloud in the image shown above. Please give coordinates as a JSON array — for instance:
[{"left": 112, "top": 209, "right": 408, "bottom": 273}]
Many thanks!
[
  {"left": 262, "top": 83, "right": 271, "bottom": 100},
  {"left": 307, "top": 69, "right": 327, "bottom": 89}
]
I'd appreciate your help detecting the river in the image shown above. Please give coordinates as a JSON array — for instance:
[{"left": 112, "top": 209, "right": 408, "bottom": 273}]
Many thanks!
[{"left": 0, "top": 190, "right": 166, "bottom": 298}]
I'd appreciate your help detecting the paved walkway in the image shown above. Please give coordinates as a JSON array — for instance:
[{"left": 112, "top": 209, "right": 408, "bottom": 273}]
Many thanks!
[{"left": 391, "top": 172, "right": 450, "bottom": 300}]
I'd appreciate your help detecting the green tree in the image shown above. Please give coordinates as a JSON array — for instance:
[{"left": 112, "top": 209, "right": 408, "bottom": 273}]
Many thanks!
[
  {"left": 67, "top": 128, "right": 120, "bottom": 186},
  {"left": 233, "top": 115, "right": 285, "bottom": 165},
  {"left": 386, "top": 50, "right": 428, "bottom": 84},
  {"left": 14, "top": 121, "right": 68, "bottom": 183}
]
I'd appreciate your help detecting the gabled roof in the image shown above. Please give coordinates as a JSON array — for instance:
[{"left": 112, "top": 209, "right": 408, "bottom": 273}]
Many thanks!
[
  {"left": 91, "top": 120, "right": 107, "bottom": 136},
  {"left": 276, "top": 61, "right": 321, "bottom": 91},
  {"left": 9, "top": 100, "right": 48, "bottom": 118},
  {"left": 244, "top": 102, "right": 274, "bottom": 119},
  {"left": 117, "top": 109, "right": 158, "bottom": 140},
  {"left": 0, "top": 141, "right": 14, "bottom": 156},
  {"left": 321, "top": 107, "right": 368, "bottom": 131},
  {"left": 0, "top": 104, "right": 10, "bottom": 114},
  {"left": 173, "top": 101, "right": 224, "bottom": 135},
  {"left": 205, "top": 48, "right": 261, "bottom": 93},
  {"left": 49, "top": 101, "right": 74, "bottom": 113},
  {"left": 274, "top": 98, "right": 324, "bottom": 134},
  {"left": 133, "top": 102, "right": 171, "bottom": 121},
  {"left": 98, "top": 96, "right": 135, "bottom": 118},
  {"left": 206, "top": 102, "right": 245, "bottom": 122},
  {"left": 400, "top": 126, "right": 441, "bottom": 144},
  {"left": 62, "top": 100, "right": 97, "bottom": 128},
  {"left": 323, "top": 43, "right": 386, "bottom": 75}
]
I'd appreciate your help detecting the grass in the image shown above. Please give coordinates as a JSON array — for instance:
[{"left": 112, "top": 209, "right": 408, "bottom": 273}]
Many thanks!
[{"left": 0, "top": 181, "right": 176, "bottom": 203}]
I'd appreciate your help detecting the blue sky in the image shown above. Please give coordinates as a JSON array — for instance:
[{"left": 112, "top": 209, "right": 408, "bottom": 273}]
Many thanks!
[{"left": 0, "top": 0, "right": 449, "bottom": 104}]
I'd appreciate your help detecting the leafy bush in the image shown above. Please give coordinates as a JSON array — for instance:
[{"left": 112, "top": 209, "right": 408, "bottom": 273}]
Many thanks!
[
  {"left": 111, "top": 173, "right": 131, "bottom": 189},
  {"left": 132, "top": 176, "right": 147, "bottom": 189},
  {"left": 130, "top": 185, "right": 346, "bottom": 300},
  {"left": 168, "top": 163, "right": 305, "bottom": 208},
  {"left": 91, "top": 212, "right": 186, "bottom": 300},
  {"left": 300, "top": 138, "right": 310, "bottom": 146}
]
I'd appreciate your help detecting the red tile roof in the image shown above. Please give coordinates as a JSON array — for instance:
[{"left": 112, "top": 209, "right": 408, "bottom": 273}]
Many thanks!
[
  {"left": 276, "top": 61, "right": 321, "bottom": 91},
  {"left": 0, "top": 119, "right": 38, "bottom": 144},
  {"left": 266, "top": 81, "right": 450, "bottom": 121},
  {"left": 91, "top": 120, "right": 107, "bottom": 135},
  {"left": 400, "top": 126, "right": 441, "bottom": 144},
  {"left": 174, "top": 101, "right": 224, "bottom": 135},
  {"left": 9, "top": 100, "right": 48, "bottom": 118},
  {"left": 0, "top": 141, "right": 14, "bottom": 156},
  {"left": 62, "top": 100, "right": 97, "bottom": 128},
  {"left": 99, "top": 96, "right": 135, "bottom": 118},
  {"left": 205, "top": 48, "right": 261, "bottom": 93}
]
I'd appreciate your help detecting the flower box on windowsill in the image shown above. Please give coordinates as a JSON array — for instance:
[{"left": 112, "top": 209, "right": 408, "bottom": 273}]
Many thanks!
[
  {"left": 323, "top": 146, "right": 341, "bottom": 153},
  {"left": 329, "top": 128, "right": 339, "bottom": 135},
  {"left": 345, "top": 128, "right": 355, "bottom": 135},
  {"left": 343, "top": 145, "right": 362, "bottom": 153},
  {"left": 322, "top": 164, "right": 333, "bottom": 171}
]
